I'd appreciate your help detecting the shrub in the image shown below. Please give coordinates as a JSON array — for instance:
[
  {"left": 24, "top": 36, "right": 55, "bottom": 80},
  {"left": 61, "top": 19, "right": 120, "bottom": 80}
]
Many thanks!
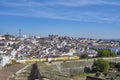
[
  {"left": 80, "top": 54, "right": 88, "bottom": 58},
  {"left": 103, "top": 72, "right": 108, "bottom": 77},
  {"left": 97, "top": 50, "right": 116, "bottom": 57},
  {"left": 115, "top": 62, "right": 120, "bottom": 68},
  {"left": 92, "top": 59, "right": 109, "bottom": 72},
  {"left": 115, "top": 62, "right": 120, "bottom": 72},
  {"left": 109, "top": 62, "right": 116, "bottom": 68},
  {"left": 118, "top": 68, "right": 120, "bottom": 72},
  {"left": 95, "top": 72, "right": 101, "bottom": 77}
]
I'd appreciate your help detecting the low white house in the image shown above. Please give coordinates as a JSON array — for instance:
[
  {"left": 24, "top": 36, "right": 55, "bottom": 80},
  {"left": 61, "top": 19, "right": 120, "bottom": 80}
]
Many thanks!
[
  {"left": 0, "top": 35, "right": 5, "bottom": 40},
  {"left": 61, "top": 52, "right": 73, "bottom": 56},
  {"left": 0, "top": 56, "right": 11, "bottom": 67},
  {"left": 11, "top": 49, "right": 17, "bottom": 59}
]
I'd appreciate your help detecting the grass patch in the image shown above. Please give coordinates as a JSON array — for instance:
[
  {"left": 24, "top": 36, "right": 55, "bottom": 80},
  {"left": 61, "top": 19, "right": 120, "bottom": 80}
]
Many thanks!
[{"left": 72, "top": 73, "right": 95, "bottom": 80}]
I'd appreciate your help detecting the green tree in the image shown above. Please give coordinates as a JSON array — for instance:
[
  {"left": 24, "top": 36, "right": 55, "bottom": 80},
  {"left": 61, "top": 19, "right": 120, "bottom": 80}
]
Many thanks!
[
  {"left": 110, "top": 52, "right": 116, "bottom": 57},
  {"left": 97, "top": 49, "right": 116, "bottom": 57},
  {"left": 92, "top": 59, "right": 109, "bottom": 72}
]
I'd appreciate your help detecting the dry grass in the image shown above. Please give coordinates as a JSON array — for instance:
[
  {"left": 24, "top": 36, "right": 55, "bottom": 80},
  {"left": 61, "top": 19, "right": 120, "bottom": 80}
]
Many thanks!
[
  {"left": 72, "top": 73, "right": 95, "bottom": 80},
  {"left": 0, "top": 64, "right": 27, "bottom": 80}
]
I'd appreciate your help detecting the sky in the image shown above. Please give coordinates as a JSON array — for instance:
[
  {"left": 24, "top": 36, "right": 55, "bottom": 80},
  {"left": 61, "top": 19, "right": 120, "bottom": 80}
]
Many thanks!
[{"left": 0, "top": 0, "right": 120, "bottom": 39}]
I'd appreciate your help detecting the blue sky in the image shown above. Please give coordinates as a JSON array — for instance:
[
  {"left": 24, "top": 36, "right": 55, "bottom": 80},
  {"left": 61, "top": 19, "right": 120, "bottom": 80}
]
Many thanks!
[{"left": 0, "top": 0, "right": 120, "bottom": 39}]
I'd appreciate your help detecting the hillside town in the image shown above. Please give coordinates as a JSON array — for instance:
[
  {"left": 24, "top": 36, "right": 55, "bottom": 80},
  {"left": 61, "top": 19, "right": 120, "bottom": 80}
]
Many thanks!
[{"left": 0, "top": 34, "right": 120, "bottom": 68}]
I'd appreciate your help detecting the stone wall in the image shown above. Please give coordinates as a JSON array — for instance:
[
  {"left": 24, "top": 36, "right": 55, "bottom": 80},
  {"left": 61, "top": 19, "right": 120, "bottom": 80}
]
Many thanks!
[
  {"left": 54, "top": 57, "right": 120, "bottom": 74},
  {"left": 37, "top": 62, "right": 71, "bottom": 80}
]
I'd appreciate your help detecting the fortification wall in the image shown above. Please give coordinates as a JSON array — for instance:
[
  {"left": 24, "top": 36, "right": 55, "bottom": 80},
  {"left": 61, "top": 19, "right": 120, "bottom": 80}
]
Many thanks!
[{"left": 54, "top": 57, "right": 120, "bottom": 74}]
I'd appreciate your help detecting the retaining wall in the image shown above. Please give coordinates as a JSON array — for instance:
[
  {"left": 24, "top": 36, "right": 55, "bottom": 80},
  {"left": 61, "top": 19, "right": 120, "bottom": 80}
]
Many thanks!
[{"left": 54, "top": 57, "right": 120, "bottom": 74}]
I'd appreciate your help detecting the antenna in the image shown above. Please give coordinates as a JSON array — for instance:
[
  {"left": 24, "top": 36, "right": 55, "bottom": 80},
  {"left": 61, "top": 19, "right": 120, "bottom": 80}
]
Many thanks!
[{"left": 19, "top": 29, "right": 21, "bottom": 36}]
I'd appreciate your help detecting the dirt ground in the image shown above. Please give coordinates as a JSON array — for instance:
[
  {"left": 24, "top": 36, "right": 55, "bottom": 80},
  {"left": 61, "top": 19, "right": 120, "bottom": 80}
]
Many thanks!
[{"left": 0, "top": 64, "right": 27, "bottom": 80}]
